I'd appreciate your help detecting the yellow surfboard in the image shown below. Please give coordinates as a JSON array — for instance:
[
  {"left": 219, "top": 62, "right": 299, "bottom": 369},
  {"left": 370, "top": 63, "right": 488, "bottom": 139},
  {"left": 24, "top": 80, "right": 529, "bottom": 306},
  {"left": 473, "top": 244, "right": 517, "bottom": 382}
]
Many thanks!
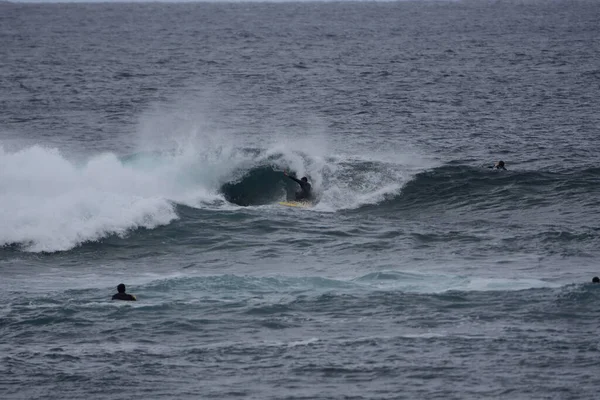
[{"left": 278, "top": 201, "right": 313, "bottom": 208}]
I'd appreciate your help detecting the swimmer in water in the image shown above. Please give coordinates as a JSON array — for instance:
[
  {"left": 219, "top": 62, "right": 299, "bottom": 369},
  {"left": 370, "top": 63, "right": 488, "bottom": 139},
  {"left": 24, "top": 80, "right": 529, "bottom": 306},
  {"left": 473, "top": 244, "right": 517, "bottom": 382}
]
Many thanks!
[{"left": 111, "top": 283, "right": 137, "bottom": 301}]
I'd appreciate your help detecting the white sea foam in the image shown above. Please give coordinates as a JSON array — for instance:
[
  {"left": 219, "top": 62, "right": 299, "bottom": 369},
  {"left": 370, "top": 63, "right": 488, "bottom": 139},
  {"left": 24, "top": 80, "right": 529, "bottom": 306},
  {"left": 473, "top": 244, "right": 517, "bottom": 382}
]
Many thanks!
[{"left": 0, "top": 145, "right": 180, "bottom": 252}]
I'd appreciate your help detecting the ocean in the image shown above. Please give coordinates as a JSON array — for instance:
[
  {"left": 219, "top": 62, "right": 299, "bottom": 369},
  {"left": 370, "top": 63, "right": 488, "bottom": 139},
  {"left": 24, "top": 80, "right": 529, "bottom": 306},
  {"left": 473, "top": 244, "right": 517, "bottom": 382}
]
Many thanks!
[{"left": 1, "top": 1, "right": 600, "bottom": 398}]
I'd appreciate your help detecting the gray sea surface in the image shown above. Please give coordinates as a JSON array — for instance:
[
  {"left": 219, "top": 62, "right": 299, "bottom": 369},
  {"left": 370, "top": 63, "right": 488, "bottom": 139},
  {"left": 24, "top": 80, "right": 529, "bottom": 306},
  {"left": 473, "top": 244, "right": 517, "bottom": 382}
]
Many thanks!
[{"left": 1, "top": 1, "right": 600, "bottom": 399}]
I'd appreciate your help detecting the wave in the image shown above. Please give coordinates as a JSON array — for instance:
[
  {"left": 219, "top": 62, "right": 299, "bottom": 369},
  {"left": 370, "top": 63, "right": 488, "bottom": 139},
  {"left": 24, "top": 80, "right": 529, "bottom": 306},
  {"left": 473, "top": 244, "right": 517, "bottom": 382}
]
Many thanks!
[
  {"left": 4, "top": 134, "right": 599, "bottom": 254},
  {"left": 3, "top": 134, "right": 599, "bottom": 254},
  {"left": 5, "top": 271, "right": 597, "bottom": 336},
  {"left": 219, "top": 162, "right": 600, "bottom": 216},
  {"left": 218, "top": 155, "right": 413, "bottom": 208},
  {"left": 0, "top": 139, "right": 422, "bottom": 252},
  {"left": 115, "top": 270, "right": 562, "bottom": 297},
  {"left": 0, "top": 145, "right": 179, "bottom": 252},
  {"left": 359, "top": 164, "right": 600, "bottom": 213},
  {"left": 219, "top": 163, "right": 299, "bottom": 206},
  {"left": 1, "top": 270, "right": 569, "bottom": 311}
]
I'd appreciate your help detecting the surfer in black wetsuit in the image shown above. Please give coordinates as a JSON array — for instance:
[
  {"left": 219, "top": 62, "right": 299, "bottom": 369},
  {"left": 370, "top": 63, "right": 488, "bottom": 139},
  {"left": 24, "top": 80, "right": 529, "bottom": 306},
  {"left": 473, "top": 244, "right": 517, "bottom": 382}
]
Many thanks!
[
  {"left": 284, "top": 171, "right": 312, "bottom": 201},
  {"left": 487, "top": 160, "right": 507, "bottom": 170},
  {"left": 112, "top": 283, "right": 137, "bottom": 301}
]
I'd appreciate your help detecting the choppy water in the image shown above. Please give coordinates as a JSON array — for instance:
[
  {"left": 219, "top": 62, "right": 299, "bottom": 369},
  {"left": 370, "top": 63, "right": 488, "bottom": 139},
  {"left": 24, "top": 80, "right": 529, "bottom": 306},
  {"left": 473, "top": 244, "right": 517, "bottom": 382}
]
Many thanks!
[{"left": 1, "top": 1, "right": 600, "bottom": 399}]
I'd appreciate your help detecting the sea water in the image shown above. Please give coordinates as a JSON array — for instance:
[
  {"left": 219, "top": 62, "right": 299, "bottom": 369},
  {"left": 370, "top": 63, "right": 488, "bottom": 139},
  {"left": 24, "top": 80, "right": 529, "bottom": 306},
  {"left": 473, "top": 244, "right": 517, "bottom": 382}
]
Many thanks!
[{"left": 1, "top": 1, "right": 600, "bottom": 399}]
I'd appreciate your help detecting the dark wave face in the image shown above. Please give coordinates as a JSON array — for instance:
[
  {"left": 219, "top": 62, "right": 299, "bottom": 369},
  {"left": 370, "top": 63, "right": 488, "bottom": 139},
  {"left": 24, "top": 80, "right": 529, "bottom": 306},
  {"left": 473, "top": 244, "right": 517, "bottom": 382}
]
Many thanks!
[
  {"left": 369, "top": 165, "right": 600, "bottom": 215},
  {"left": 220, "top": 165, "right": 294, "bottom": 206}
]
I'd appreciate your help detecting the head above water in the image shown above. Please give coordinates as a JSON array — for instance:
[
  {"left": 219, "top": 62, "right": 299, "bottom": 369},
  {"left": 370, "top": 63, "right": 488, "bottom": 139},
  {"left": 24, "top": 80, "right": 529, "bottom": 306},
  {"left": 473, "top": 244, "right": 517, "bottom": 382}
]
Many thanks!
[
  {"left": 497, "top": 160, "right": 505, "bottom": 167},
  {"left": 117, "top": 283, "right": 126, "bottom": 293},
  {"left": 593, "top": 276, "right": 599, "bottom": 283},
  {"left": 301, "top": 177, "right": 308, "bottom": 182}
]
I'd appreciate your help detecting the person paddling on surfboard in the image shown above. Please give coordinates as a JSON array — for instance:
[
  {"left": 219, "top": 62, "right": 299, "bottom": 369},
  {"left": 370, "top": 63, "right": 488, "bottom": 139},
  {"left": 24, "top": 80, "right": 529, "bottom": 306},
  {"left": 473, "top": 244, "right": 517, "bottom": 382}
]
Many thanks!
[
  {"left": 112, "top": 283, "right": 137, "bottom": 301},
  {"left": 487, "top": 160, "right": 507, "bottom": 170},
  {"left": 284, "top": 171, "right": 312, "bottom": 201}
]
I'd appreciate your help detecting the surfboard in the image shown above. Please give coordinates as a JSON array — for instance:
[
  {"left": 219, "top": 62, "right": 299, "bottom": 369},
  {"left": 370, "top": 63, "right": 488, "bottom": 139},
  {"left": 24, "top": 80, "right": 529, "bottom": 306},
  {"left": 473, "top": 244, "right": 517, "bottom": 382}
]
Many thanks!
[{"left": 278, "top": 201, "right": 313, "bottom": 208}]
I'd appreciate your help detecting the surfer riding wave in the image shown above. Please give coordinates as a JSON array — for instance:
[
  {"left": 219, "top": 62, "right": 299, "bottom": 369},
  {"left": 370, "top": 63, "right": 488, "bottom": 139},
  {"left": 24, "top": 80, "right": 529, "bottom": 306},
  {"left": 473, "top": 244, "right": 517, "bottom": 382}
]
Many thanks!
[{"left": 284, "top": 171, "right": 312, "bottom": 201}]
